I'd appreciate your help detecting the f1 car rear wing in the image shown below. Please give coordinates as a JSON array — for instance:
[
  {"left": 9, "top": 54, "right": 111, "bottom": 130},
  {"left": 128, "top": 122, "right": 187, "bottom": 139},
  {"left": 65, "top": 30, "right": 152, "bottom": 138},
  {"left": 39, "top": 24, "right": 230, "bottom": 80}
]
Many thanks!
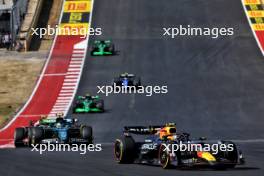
[
  {"left": 123, "top": 123, "right": 176, "bottom": 135},
  {"left": 39, "top": 118, "right": 74, "bottom": 125},
  {"left": 40, "top": 119, "right": 57, "bottom": 124},
  {"left": 123, "top": 126, "right": 164, "bottom": 135}
]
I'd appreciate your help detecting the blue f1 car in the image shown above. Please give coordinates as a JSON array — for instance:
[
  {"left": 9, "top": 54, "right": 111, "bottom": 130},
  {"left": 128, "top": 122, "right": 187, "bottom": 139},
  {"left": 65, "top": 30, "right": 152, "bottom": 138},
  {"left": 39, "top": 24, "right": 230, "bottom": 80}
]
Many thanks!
[{"left": 112, "top": 73, "right": 141, "bottom": 88}]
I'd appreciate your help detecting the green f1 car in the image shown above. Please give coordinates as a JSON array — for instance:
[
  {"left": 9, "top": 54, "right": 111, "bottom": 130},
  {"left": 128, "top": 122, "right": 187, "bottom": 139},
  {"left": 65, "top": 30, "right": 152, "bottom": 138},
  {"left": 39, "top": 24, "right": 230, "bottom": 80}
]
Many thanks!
[
  {"left": 90, "top": 40, "right": 115, "bottom": 56},
  {"left": 73, "top": 94, "right": 104, "bottom": 113}
]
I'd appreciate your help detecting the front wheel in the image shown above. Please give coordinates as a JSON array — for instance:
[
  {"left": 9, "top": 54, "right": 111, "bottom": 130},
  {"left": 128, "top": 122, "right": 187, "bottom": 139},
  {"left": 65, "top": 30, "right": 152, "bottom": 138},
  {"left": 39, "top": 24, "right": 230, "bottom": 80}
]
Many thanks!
[
  {"left": 159, "top": 144, "right": 172, "bottom": 169},
  {"left": 114, "top": 136, "right": 136, "bottom": 163}
]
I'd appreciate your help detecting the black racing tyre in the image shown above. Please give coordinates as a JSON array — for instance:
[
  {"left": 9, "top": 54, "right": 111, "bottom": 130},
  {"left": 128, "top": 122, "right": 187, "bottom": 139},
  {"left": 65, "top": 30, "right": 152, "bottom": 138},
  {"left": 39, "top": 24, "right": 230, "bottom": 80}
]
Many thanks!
[
  {"left": 90, "top": 44, "right": 99, "bottom": 56},
  {"left": 14, "top": 128, "right": 25, "bottom": 147},
  {"left": 133, "top": 77, "right": 141, "bottom": 87},
  {"left": 73, "top": 106, "right": 81, "bottom": 113},
  {"left": 112, "top": 78, "right": 121, "bottom": 87},
  {"left": 81, "top": 126, "right": 93, "bottom": 143},
  {"left": 95, "top": 100, "right": 104, "bottom": 111},
  {"left": 220, "top": 141, "right": 238, "bottom": 168},
  {"left": 72, "top": 107, "right": 77, "bottom": 113},
  {"left": 31, "top": 127, "right": 44, "bottom": 145},
  {"left": 114, "top": 136, "right": 136, "bottom": 164},
  {"left": 108, "top": 44, "right": 115, "bottom": 53},
  {"left": 27, "top": 127, "right": 33, "bottom": 147},
  {"left": 75, "top": 100, "right": 84, "bottom": 108},
  {"left": 159, "top": 144, "right": 172, "bottom": 169},
  {"left": 90, "top": 45, "right": 98, "bottom": 52}
]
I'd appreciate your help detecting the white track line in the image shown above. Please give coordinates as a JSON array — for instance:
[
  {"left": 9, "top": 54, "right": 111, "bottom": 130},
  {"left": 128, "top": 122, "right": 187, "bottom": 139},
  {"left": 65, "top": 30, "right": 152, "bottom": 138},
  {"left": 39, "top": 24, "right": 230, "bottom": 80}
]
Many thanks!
[
  {"left": 72, "top": 54, "right": 84, "bottom": 58},
  {"left": 67, "top": 71, "right": 81, "bottom": 74},
  {"left": 61, "top": 87, "right": 75, "bottom": 90},
  {"left": 56, "top": 100, "right": 70, "bottom": 102},
  {"left": 54, "top": 103, "right": 69, "bottom": 106},
  {"left": 65, "top": 75, "right": 79, "bottom": 78},
  {"left": 71, "top": 58, "right": 83, "bottom": 61},
  {"left": 62, "top": 83, "right": 77, "bottom": 86},
  {"left": 53, "top": 106, "right": 68, "bottom": 108},
  {"left": 60, "top": 90, "right": 74, "bottom": 93},
  {"left": 70, "top": 61, "right": 83, "bottom": 64},
  {"left": 64, "top": 80, "right": 78, "bottom": 83},
  {"left": 43, "top": 73, "right": 67, "bottom": 76},
  {"left": 59, "top": 93, "right": 74, "bottom": 96},
  {"left": 68, "top": 68, "right": 81, "bottom": 72}
]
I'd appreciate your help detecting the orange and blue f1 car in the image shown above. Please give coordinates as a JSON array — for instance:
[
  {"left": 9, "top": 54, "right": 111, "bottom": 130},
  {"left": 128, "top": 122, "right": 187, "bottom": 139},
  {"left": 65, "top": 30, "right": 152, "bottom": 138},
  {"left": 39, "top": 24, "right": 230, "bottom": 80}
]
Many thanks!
[{"left": 114, "top": 123, "right": 245, "bottom": 169}]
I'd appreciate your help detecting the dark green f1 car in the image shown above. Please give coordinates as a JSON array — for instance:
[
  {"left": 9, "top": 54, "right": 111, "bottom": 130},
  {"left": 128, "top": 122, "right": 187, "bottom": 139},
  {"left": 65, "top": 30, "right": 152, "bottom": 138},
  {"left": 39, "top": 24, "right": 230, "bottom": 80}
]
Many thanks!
[
  {"left": 73, "top": 94, "right": 104, "bottom": 113},
  {"left": 90, "top": 40, "right": 115, "bottom": 56}
]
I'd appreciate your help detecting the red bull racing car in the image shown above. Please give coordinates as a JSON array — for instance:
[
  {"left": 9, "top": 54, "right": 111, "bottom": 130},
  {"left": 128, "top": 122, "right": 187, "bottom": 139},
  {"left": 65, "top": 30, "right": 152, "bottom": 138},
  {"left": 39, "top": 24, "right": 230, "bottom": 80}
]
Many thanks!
[{"left": 114, "top": 123, "right": 245, "bottom": 169}]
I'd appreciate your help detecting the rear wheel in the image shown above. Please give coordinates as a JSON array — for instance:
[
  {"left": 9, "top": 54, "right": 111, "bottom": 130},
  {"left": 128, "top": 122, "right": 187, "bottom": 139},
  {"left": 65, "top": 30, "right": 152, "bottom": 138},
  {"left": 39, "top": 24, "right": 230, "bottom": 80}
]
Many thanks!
[
  {"left": 108, "top": 44, "right": 115, "bottom": 54},
  {"left": 133, "top": 77, "right": 141, "bottom": 87},
  {"left": 221, "top": 141, "right": 238, "bottom": 168},
  {"left": 114, "top": 136, "right": 136, "bottom": 163},
  {"left": 14, "top": 128, "right": 25, "bottom": 147},
  {"left": 81, "top": 126, "right": 93, "bottom": 143},
  {"left": 72, "top": 107, "right": 77, "bottom": 113},
  {"left": 27, "top": 128, "right": 33, "bottom": 147},
  {"left": 73, "top": 101, "right": 84, "bottom": 113},
  {"left": 95, "top": 99, "right": 104, "bottom": 111},
  {"left": 112, "top": 78, "right": 121, "bottom": 87},
  {"left": 90, "top": 45, "right": 98, "bottom": 55}
]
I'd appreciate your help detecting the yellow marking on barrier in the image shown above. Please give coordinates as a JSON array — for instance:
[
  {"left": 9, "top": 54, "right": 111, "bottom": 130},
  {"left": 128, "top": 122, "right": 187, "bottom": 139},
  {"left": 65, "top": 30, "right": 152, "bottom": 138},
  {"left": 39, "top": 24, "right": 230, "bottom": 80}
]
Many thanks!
[
  {"left": 58, "top": 23, "right": 90, "bottom": 35},
  {"left": 255, "top": 17, "right": 264, "bottom": 23},
  {"left": 243, "top": 0, "right": 261, "bottom": 5},
  {"left": 247, "top": 10, "right": 264, "bottom": 17},
  {"left": 69, "top": 13, "right": 83, "bottom": 23},
  {"left": 252, "top": 23, "right": 264, "bottom": 30},
  {"left": 249, "top": 4, "right": 260, "bottom": 10},
  {"left": 64, "top": 1, "right": 91, "bottom": 12}
]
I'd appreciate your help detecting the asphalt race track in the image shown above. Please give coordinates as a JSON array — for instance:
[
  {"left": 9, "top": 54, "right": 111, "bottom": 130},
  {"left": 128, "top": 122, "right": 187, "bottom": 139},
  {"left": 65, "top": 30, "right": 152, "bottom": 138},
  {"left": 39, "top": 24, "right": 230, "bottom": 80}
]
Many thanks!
[{"left": 1, "top": 0, "right": 264, "bottom": 176}]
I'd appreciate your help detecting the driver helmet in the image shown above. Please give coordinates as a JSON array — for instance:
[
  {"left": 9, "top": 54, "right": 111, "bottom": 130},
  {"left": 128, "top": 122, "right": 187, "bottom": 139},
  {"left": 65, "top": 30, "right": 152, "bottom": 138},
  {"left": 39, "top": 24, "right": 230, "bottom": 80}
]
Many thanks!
[
  {"left": 56, "top": 122, "right": 62, "bottom": 128},
  {"left": 159, "top": 123, "right": 177, "bottom": 140},
  {"left": 124, "top": 72, "right": 129, "bottom": 77},
  {"left": 40, "top": 115, "right": 47, "bottom": 119},
  {"left": 56, "top": 113, "right": 64, "bottom": 118},
  {"left": 85, "top": 93, "right": 92, "bottom": 100}
]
